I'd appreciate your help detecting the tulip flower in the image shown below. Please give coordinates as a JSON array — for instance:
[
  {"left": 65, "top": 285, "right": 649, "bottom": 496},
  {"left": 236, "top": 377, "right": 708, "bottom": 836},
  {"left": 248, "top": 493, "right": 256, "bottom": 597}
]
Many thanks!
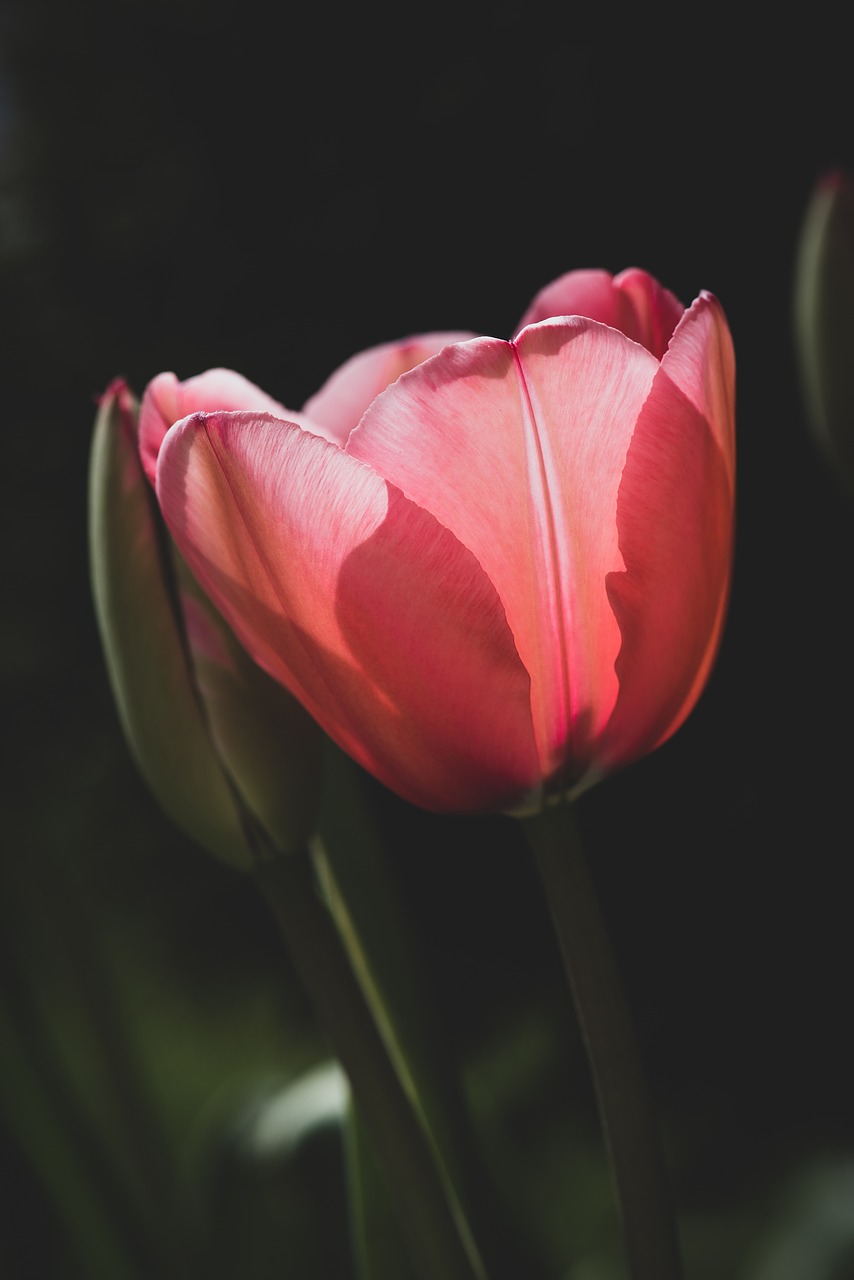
[
  {"left": 793, "top": 169, "right": 854, "bottom": 492},
  {"left": 89, "top": 379, "right": 324, "bottom": 868},
  {"left": 148, "top": 268, "right": 735, "bottom": 816}
]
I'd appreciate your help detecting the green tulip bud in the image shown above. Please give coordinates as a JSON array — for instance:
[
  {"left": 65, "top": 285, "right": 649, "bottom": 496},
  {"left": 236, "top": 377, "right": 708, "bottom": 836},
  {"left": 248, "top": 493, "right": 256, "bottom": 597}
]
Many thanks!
[
  {"left": 88, "top": 380, "right": 323, "bottom": 869},
  {"left": 794, "top": 169, "right": 854, "bottom": 493}
]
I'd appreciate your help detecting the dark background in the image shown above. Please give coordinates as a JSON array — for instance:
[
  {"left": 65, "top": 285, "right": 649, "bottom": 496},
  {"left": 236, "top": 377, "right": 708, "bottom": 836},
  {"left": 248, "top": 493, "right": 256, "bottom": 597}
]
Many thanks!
[{"left": 2, "top": 9, "right": 854, "bottom": 1279}]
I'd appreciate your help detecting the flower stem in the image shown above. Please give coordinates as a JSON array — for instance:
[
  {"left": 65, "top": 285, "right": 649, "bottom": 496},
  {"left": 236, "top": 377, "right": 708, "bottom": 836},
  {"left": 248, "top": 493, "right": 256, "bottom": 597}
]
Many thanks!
[
  {"left": 521, "top": 801, "right": 684, "bottom": 1280},
  {"left": 313, "top": 745, "right": 538, "bottom": 1280},
  {"left": 253, "top": 848, "right": 485, "bottom": 1280}
]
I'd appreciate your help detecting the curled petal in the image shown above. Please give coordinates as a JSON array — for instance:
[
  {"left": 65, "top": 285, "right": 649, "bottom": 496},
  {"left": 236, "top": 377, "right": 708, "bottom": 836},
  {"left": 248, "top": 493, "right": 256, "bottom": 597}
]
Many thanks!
[
  {"left": 515, "top": 267, "right": 684, "bottom": 358},
  {"left": 302, "top": 332, "right": 476, "bottom": 441},
  {"left": 612, "top": 268, "right": 687, "bottom": 359},
  {"left": 139, "top": 368, "right": 332, "bottom": 486},
  {"left": 157, "top": 413, "right": 539, "bottom": 813},
  {"left": 657, "top": 291, "right": 736, "bottom": 490},
  {"left": 515, "top": 269, "right": 633, "bottom": 334}
]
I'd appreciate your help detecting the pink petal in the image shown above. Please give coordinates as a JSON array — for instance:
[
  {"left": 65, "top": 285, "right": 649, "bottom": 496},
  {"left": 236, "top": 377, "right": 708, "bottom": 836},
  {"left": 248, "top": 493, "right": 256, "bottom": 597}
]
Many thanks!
[
  {"left": 658, "top": 291, "right": 736, "bottom": 489},
  {"left": 138, "top": 368, "right": 331, "bottom": 486},
  {"left": 348, "top": 323, "right": 660, "bottom": 791},
  {"left": 156, "top": 412, "right": 539, "bottom": 813},
  {"left": 612, "top": 268, "right": 687, "bottom": 359},
  {"left": 515, "top": 267, "right": 684, "bottom": 359},
  {"left": 515, "top": 269, "right": 634, "bottom": 334},
  {"left": 599, "top": 294, "right": 736, "bottom": 768},
  {"left": 302, "top": 332, "right": 476, "bottom": 441}
]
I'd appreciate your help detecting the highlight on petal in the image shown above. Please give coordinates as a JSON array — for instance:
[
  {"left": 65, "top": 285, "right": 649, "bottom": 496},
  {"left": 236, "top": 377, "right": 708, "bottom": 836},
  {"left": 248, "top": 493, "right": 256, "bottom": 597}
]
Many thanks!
[
  {"left": 302, "top": 332, "right": 476, "bottom": 441},
  {"left": 515, "top": 267, "right": 684, "bottom": 359},
  {"left": 156, "top": 412, "right": 539, "bottom": 813},
  {"left": 348, "top": 321, "right": 660, "bottom": 792}
]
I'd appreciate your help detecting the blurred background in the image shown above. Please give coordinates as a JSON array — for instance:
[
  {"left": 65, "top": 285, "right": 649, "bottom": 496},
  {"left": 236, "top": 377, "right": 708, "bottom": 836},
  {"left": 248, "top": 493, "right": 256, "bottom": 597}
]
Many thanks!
[{"left": 2, "top": 7, "right": 854, "bottom": 1278}]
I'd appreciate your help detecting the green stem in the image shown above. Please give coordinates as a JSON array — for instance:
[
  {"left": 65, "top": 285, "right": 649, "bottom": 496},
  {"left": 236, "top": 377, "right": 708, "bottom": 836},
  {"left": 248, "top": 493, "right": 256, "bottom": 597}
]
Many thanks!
[
  {"left": 344, "top": 1100, "right": 415, "bottom": 1280},
  {"left": 521, "top": 801, "right": 684, "bottom": 1280},
  {"left": 253, "top": 849, "right": 484, "bottom": 1280},
  {"left": 312, "top": 746, "right": 535, "bottom": 1280}
]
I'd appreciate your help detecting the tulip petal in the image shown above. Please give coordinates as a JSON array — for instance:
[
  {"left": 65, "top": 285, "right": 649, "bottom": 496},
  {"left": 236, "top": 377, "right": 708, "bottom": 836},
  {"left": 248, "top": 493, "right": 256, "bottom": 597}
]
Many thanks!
[
  {"left": 612, "top": 268, "right": 687, "bottom": 359},
  {"left": 139, "top": 368, "right": 334, "bottom": 486},
  {"left": 348, "top": 323, "right": 660, "bottom": 789},
  {"left": 658, "top": 290, "right": 736, "bottom": 489},
  {"left": 88, "top": 381, "right": 252, "bottom": 868},
  {"left": 600, "top": 294, "right": 735, "bottom": 767},
  {"left": 515, "top": 269, "right": 633, "bottom": 334},
  {"left": 302, "top": 332, "right": 477, "bottom": 441},
  {"left": 515, "top": 267, "right": 684, "bottom": 359},
  {"left": 157, "top": 413, "right": 539, "bottom": 813}
]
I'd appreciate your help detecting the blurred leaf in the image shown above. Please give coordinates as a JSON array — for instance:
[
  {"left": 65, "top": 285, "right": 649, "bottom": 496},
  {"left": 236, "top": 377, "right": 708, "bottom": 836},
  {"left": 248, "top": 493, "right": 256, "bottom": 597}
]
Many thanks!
[
  {"left": 191, "top": 1063, "right": 355, "bottom": 1280},
  {"left": 743, "top": 1160, "right": 854, "bottom": 1280},
  {"left": 0, "top": 976, "right": 151, "bottom": 1280}
]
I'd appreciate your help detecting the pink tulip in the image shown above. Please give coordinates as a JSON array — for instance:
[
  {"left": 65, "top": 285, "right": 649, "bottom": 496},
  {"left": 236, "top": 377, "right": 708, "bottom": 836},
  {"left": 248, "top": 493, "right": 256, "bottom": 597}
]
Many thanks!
[{"left": 149, "top": 269, "right": 735, "bottom": 814}]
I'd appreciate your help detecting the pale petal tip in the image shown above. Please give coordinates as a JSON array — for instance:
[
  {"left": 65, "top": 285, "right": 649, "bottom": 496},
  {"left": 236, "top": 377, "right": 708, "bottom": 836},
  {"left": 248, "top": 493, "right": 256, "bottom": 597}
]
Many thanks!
[{"left": 98, "top": 376, "right": 132, "bottom": 408}]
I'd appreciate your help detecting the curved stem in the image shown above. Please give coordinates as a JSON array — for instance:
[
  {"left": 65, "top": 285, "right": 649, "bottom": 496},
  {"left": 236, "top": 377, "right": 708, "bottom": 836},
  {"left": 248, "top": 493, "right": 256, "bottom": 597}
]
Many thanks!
[
  {"left": 521, "top": 801, "right": 684, "bottom": 1280},
  {"left": 312, "top": 745, "right": 538, "bottom": 1280},
  {"left": 253, "top": 848, "right": 484, "bottom": 1280}
]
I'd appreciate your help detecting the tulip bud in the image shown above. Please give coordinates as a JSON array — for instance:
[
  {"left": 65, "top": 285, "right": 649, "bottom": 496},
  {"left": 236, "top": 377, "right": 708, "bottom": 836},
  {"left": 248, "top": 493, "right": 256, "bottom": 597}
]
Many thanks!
[
  {"left": 794, "top": 169, "right": 854, "bottom": 492},
  {"left": 89, "top": 380, "right": 323, "bottom": 869}
]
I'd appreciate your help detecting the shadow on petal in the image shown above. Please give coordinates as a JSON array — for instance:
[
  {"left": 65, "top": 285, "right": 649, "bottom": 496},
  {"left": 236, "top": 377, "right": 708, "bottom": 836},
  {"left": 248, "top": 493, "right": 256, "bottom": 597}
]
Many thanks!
[{"left": 602, "top": 368, "right": 733, "bottom": 770}]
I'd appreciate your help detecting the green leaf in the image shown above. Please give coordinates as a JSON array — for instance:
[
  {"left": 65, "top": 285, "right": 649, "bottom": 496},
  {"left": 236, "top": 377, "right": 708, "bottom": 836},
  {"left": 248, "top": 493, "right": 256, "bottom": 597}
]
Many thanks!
[{"left": 88, "top": 382, "right": 251, "bottom": 869}]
